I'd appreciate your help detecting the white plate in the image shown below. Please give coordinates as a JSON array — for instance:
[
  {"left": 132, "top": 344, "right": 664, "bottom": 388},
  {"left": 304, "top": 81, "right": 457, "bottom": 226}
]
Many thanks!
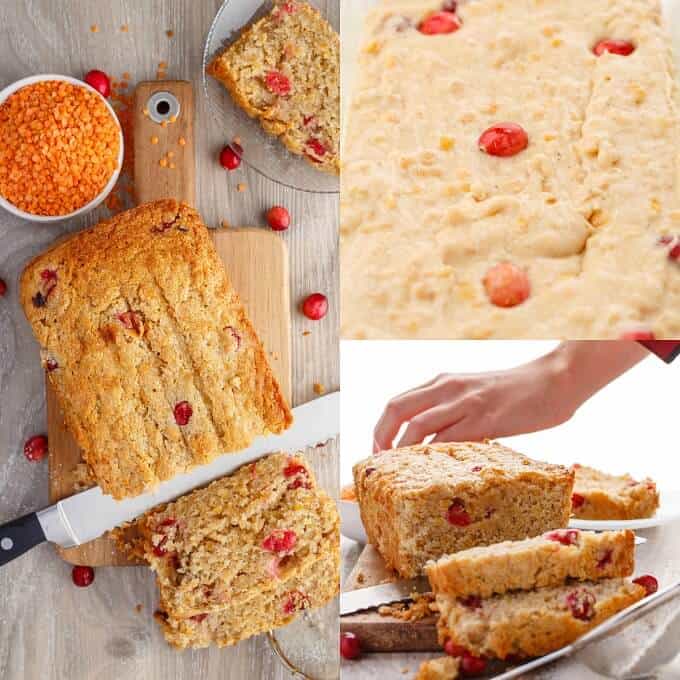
[
  {"left": 202, "top": 0, "right": 339, "bottom": 194},
  {"left": 569, "top": 489, "right": 680, "bottom": 531},
  {"left": 339, "top": 500, "right": 367, "bottom": 543}
]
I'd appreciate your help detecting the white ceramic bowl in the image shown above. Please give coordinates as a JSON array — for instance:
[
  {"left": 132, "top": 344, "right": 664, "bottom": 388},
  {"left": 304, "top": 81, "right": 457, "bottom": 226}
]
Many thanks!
[{"left": 0, "top": 74, "right": 124, "bottom": 223}]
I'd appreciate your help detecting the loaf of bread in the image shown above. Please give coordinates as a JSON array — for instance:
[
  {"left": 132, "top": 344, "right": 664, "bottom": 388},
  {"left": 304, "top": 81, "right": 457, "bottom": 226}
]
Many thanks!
[
  {"left": 426, "top": 529, "right": 635, "bottom": 598},
  {"left": 207, "top": 0, "right": 339, "bottom": 174},
  {"left": 571, "top": 464, "right": 660, "bottom": 520},
  {"left": 20, "top": 200, "right": 292, "bottom": 499},
  {"left": 114, "top": 452, "right": 339, "bottom": 649},
  {"left": 353, "top": 442, "right": 574, "bottom": 577},
  {"left": 436, "top": 578, "right": 646, "bottom": 660}
]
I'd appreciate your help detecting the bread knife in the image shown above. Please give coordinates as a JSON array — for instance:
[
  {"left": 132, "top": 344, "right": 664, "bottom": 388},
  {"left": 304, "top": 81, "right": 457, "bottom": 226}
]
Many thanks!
[
  {"left": 340, "top": 537, "right": 647, "bottom": 616},
  {"left": 0, "top": 391, "right": 339, "bottom": 567}
]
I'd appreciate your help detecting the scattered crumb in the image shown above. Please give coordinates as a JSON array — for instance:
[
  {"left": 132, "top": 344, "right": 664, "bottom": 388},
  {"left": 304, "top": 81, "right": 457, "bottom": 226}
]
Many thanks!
[
  {"left": 340, "top": 483, "right": 356, "bottom": 501},
  {"left": 159, "top": 158, "right": 168, "bottom": 168},
  {"left": 166, "top": 29, "right": 175, "bottom": 38},
  {"left": 151, "top": 135, "right": 159, "bottom": 145},
  {"left": 220, "top": 219, "right": 230, "bottom": 229},
  {"left": 233, "top": 135, "right": 242, "bottom": 146},
  {"left": 378, "top": 592, "right": 435, "bottom": 622},
  {"left": 302, "top": 330, "right": 311, "bottom": 336},
  {"left": 313, "top": 382, "right": 326, "bottom": 396},
  {"left": 169, "top": 163, "right": 176, "bottom": 169},
  {"left": 168, "top": 151, "right": 175, "bottom": 158},
  {"left": 143, "top": 108, "right": 149, "bottom": 117},
  {"left": 90, "top": 24, "right": 99, "bottom": 33},
  {"left": 356, "top": 572, "right": 366, "bottom": 584},
  {"left": 237, "top": 183, "right": 247, "bottom": 192},
  {"left": 160, "top": 120, "right": 168, "bottom": 128},
  {"left": 169, "top": 115, "right": 177, "bottom": 123},
  {"left": 178, "top": 137, "right": 187, "bottom": 146},
  {"left": 135, "top": 603, "right": 143, "bottom": 614},
  {"left": 120, "top": 24, "right": 129, "bottom": 32}
]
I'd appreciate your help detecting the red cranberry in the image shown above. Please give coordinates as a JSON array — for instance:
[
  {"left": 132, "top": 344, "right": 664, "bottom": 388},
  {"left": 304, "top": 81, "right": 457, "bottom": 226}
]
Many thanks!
[
  {"left": 459, "top": 595, "right": 482, "bottom": 610},
  {"left": 471, "top": 465, "right": 483, "bottom": 472},
  {"left": 283, "top": 590, "right": 310, "bottom": 614},
  {"left": 444, "top": 639, "right": 466, "bottom": 657},
  {"left": 597, "top": 549, "right": 613, "bottom": 569},
  {"left": 565, "top": 588, "right": 596, "bottom": 621},
  {"left": 593, "top": 39, "right": 635, "bottom": 57},
  {"left": 281, "top": 1, "right": 296, "bottom": 12},
  {"left": 72, "top": 565, "right": 95, "bottom": 587},
  {"left": 0, "top": 278, "right": 6, "bottom": 296},
  {"left": 302, "top": 293, "right": 328, "bottom": 320},
  {"left": 633, "top": 574, "right": 658, "bottom": 596},
  {"left": 544, "top": 529, "right": 580, "bottom": 546},
  {"left": 267, "top": 206, "right": 291, "bottom": 231},
  {"left": 262, "top": 529, "right": 297, "bottom": 554},
  {"left": 306, "top": 138, "right": 328, "bottom": 160},
  {"left": 24, "top": 434, "right": 48, "bottom": 462},
  {"left": 190, "top": 613, "right": 208, "bottom": 623},
  {"left": 158, "top": 517, "right": 177, "bottom": 529},
  {"left": 340, "top": 632, "right": 362, "bottom": 660},
  {"left": 479, "top": 123, "right": 528, "bottom": 157},
  {"left": 152, "top": 536, "right": 168, "bottom": 557},
  {"left": 265, "top": 71, "right": 291, "bottom": 96},
  {"left": 117, "top": 311, "right": 143, "bottom": 333},
  {"left": 483, "top": 262, "right": 530, "bottom": 307},
  {"left": 173, "top": 401, "right": 193, "bottom": 426},
  {"left": 571, "top": 493, "right": 586, "bottom": 510},
  {"left": 460, "top": 651, "right": 487, "bottom": 675},
  {"left": 620, "top": 330, "right": 656, "bottom": 341},
  {"left": 46, "top": 358, "right": 58, "bottom": 372},
  {"left": 84, "top": 70, "right": 111, "bottom": 98},
  {"left": 219, "top": 145, "right": 241, "bottom": 170},
  {"left": 446, "top": 499, "right": 472, "bottom": 527},
  {"left": 670, "top": 243, "right": 680, "bottom": 261},
  {"left": 418, "top": 11, "right": 462, "bottom": 35}
]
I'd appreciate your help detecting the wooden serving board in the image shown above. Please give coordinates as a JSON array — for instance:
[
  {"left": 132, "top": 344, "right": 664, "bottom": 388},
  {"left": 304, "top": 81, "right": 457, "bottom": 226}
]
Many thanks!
[
  {"left": 47, "top": 80, "right": 292, "bottom": 566},
  {"left": 341, "top": 544, "right": 439, "bottom": 652}
]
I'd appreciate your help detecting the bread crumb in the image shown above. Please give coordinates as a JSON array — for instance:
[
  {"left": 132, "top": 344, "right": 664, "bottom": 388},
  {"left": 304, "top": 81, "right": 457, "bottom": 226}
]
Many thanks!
[
  {"left": 120, "top": 24, "right": 129, "bottom": 32},
  {"left": 313, "top": 382, "right": 326, "bottom": 396},
  {"left": 302, "top": 330, "right": 311, "bottom": 336},
  {"left": 220, "top": 219, "right": 230, "bottom": 229},
  {"left": 90, "top": 24, "right": 99, "bottom": 33},
  {"left": 178, "top": 137, "right": 187, "bottom": 146},
  {"left": 237, "top": 183, "right": 247, "bottom": 192}
]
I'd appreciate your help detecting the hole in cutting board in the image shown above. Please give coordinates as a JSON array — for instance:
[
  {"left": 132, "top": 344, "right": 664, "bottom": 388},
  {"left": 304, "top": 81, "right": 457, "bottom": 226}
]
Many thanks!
[{"left": 146, "top": 91, "right": 180, "bottom": 124}]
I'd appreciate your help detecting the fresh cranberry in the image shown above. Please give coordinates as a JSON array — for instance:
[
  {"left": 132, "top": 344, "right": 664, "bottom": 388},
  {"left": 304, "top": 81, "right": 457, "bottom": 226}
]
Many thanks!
[
  {"left": 446, "top": 499, "right": 472, "bottom": 526},
  {"left": 219, "top": 145, "right": 241, "bottom": 170},
  {"left": 302, "top": 293, "right": 328, "bottom": 320},
  {"left": 571, "top": 493, "right": 586, "bottom": 510},
  {"left": 190, "top": 613, "right": 208, "bottom": 623},
  {"left": 483, "top": 262, "right": 530, "bottom": 308},
  {"left": 46, "top": 358, "right": 58, "bottom": 372},
  {"left": 460, "top": 651, "right": 487, "bottom": 675},
  {"left": 544, "top": 529, "right": 580, "bottom": 546},
  {"left": 620, "top": 330, "right": 656, "bottom": 341},
  {"left": 593, "top": 39, "right": 635, "bottom": 57},
  {"left": 265, "top": 71, "right": 291, "bottom": 96},
  {"left": 565, "top": 588, "right": 596, "bottom": 621},
  {"left": 267, "top": 206, "right": 291, "bottom": 231},
  {"left": 24, "top": 434, "right": 48, "bottom": 462},
  {"left": 173, "top": 401, "right": 193, "bottom": 426},
  {"left": 117, "top": 311, "right": 143, "bottom": 333},
  {"left": 84, "top": 70, "right": 111, "bottom": 98},
  {"left": 597, "top": 549, "right": 613, "bottom": 569},
  {"left": 281, "top": 1, "right": 296, "bottom": 12},
  {"left": 0, "top": 278, "right": 6, "bottom": 296},
  {"left": 444, "top": 639, "right": 466, "bottom": 657},
  {"left": 479, "top": 123, "right": 528, "bottom": 157},
  {"left": 340, "top": 632, "right": 362, "bottom": 660},
  {"left": 72, "top": 565, "right": 95, "bottom": 587},
  {"left": 306, "top": 138, "right": 327, "bottom": 160},
  {"left": 418, "top": 11, "right": 462, "bottom": 35},
  {"left": 633, "top": 574, "right": 659, "bottom": 596},
  {"left": 262, "top": 529, "right": 297, "bottom": 554},
  {"left": 459, "top": 595, "right": 482, "bottom": 610}
]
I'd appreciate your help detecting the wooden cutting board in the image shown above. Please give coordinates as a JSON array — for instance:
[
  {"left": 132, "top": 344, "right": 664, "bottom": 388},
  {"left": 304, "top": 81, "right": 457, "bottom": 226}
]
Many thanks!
[
  {"left": 47, "top": 80, "right": 292, "bottom": 566},
  {"left": 341, "top": 544, "right": 440, "bottom": 652}
]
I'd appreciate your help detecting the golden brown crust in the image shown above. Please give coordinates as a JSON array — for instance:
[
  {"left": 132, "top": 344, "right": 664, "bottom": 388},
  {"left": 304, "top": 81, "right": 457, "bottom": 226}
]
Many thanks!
[
  {"left": 20, "top": 200, "right": 292, "bottom": 499},
  {"left": 207, "top": 1, "right": 339, "bottom": 174},
  {"left": 113, "top": 452, "right": 340, "bottom": 649},
  {"left": 436, "top": 579, "right": 646, "bottom": 659},
  {"left": 354, "top": 442, "right": 574, "bottom": 577},
  {"left": 426, "top": 530, "right": 635, "bottom": 598}
]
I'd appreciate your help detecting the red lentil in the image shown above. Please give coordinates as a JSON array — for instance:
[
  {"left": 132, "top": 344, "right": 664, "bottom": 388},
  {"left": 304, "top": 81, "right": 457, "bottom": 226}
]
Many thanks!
[
  {"left": 0, "top": 80, "right": 120, "bottom": 216},
  {"left": 166, "top": 30, "right": 175, "bottom": 38}
]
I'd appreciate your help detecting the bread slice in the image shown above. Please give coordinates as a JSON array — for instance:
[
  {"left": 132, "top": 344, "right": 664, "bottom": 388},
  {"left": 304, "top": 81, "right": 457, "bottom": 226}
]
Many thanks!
[
  {"left": 20, "top": 200, "right": 292, "bottom": 499},
  {"left": 436, "top": 578, "right": 646, "bottom": 659},
  {"left": 113, "top": 452, "right": 339, "bottom": 649},
  {"left": 207, "top": 0, "right": 339, "bottom": 174},
  {"left": 353, "top": 442, "right": 574, "bottom": 577},
  {"left": 426, "top": 529, "right": 635, "bottom": 598},
  {"left": 416, "top": 657, "right": 459, "bottom": 680},
  {"left": 571, "top": 464, "right": 660, "bottom": 520}
]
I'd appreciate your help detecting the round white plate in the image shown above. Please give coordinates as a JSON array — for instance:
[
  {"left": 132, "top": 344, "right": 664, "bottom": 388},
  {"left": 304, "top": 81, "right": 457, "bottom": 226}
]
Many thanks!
[
  {"left": 569, "top": 489, "right": 680, "bottom": 531},
  {"left": 202, "top": 0, "right": 339, "bottom": 194},
  {"left": 340, "top": 499, "right": 368, "bottom": 544}
]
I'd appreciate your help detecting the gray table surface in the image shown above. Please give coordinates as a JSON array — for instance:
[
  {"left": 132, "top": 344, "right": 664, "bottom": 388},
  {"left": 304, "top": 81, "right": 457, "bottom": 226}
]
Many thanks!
[{"left": 0, "top": 2, "right": 339, "bottom": 679}]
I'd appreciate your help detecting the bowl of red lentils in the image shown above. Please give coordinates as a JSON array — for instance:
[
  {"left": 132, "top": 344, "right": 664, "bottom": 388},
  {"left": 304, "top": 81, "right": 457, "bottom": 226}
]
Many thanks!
[{"left": 0, "top": 74, "right": 123, "bottom": 222}]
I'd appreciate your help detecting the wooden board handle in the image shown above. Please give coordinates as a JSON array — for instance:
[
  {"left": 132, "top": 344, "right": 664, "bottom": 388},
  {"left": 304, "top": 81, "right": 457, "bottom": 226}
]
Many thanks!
[{"left": 134, "top": 80, "right": 195, "bottom": 205}]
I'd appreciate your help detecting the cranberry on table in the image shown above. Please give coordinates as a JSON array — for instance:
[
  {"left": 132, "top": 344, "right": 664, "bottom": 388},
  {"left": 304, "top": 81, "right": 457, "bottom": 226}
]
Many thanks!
[
  {"left": 340, "top": 631, "right": 362, "bottom": 660},
  {"left": 219, "top": 144, "right": 242, "bottom": 171},
  {"left": 593, "top": 39, "right": 635, "bottom": 57},
  {"left": 302, "top": 293, "right": 328, "bottom": 320},
  {"left": 479, "top": 122, "right": 528, "bottom": 157},
  {"left": 460, "top": 651, "right": 487, "bottom": 675},
  {"left": 633, "top": 574, "right": 659, "bottom": 596},
  {"left": 418, "top": 11, "right": 461, "bottom": 35},
  {"left": 24, "top": 435, "right": 48, "bottom": 462},
  {"left": 72, "top": 565, "right": 95, "bottom": 587},
  {"left": 0, "top": 278, "right": 6, "bottom": 296},
  {"left": 483, "top": 262, "right": 530, "bottom": 308},
  {"left": 267, "top": 206, "right": 291, "bottom": 231},
  {"left": 83, "top": 70, "right": 111, "bottom": 98}
]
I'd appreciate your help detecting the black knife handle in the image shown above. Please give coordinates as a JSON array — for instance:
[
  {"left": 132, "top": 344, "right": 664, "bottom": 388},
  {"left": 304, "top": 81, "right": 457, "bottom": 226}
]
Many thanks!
[{"left": 0, "top": 512, "right": 46, "bottom": 567}]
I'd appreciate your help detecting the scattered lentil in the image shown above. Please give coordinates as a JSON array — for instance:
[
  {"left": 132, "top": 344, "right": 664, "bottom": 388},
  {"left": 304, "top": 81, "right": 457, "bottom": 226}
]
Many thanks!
[
  {"left": 159, "top": 158, "right": 168, "bottom": 168},
  {"left": 237, "top": 183, "right": 247, "bottom": 192},
  {"left": 0, "top": 80, "right": 120, "bottom": 216},
  {"left": 90, "top": 24, "right": 99, "bottom": 33},
  {"left": 151, "top": 135, "right": 159, "bottom": 144},
  {"left": 120, "top": 24, "right": 129, "bottom": 32},
  {"left": 313, "top": 382, "right": 326, "bottom": 396},
  {"left": 166, "top": 30, "right": 174, "bottom": 38},
  {"left": 178, "top": 137, "right": 187, "bottom": 146}
]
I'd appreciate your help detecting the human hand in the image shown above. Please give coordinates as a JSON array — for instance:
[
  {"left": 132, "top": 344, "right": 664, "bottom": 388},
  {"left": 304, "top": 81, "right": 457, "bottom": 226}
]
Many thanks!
[{"left": 373, "top": 341, "right": 649, "bottom": 451}]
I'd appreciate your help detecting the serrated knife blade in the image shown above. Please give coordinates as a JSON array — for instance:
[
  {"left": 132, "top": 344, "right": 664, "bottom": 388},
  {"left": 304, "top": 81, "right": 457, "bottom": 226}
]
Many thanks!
[
  {"left": 0, "top": 391, "right": 339, "bottom": 566},
  {"left": 340, "top": 578, "right": 430, "bottom": 616}
]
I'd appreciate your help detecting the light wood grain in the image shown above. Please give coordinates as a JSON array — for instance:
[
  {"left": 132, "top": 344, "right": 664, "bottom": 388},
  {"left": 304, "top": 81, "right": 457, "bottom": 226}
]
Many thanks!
[{"left": 0, "top": 2, "right": 339, "bottom": 679}]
